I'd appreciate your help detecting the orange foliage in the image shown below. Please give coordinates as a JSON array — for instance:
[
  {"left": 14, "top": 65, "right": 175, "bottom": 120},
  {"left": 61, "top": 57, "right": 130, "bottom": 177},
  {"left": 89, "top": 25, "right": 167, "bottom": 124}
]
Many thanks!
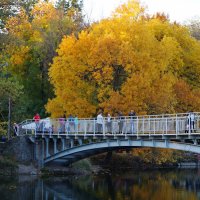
[{"left": 46, "top": 0, "right": 200, "bottom": 117}]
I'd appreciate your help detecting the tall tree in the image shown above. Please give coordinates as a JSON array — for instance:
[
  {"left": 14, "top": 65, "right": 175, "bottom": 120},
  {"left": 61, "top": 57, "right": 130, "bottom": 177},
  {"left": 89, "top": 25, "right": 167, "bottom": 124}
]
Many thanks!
[
  {"left": 4, "top": 1, "right": 84, "bottom": 118},
  {"left": 46, "top": 0, "right": 200, "bottom": 117}
]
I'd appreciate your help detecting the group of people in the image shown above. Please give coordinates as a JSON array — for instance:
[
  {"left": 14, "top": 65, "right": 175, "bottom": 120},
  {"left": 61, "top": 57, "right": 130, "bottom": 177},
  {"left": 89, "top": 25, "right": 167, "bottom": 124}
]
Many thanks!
[
  {"left": 34, "top": 113, "right": 79, "bottom": 133},
  {"left": 58, "top": 114, "right": 79, "bottom": 133},
  {"left": 96, "top": 110, "right": 137, "bottom": 134},
  {"left": 33, "top": 111, "right": 137, "bottom": 134},
  {"left": 12, "top": 111, "right": 197, "bottom": 135}
]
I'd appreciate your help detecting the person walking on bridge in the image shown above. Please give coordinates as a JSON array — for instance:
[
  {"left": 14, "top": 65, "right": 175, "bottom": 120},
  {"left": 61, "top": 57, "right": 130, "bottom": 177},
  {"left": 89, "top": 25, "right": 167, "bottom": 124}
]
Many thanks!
[
  {"left": 33, "top": 113, "right": 40, "bottom": 130},
  {"left": 97, "top": 112, "right": 104, "bottom": 133},
  {"left": 188, "top": 111, "right": 196, "bottom": 132}
]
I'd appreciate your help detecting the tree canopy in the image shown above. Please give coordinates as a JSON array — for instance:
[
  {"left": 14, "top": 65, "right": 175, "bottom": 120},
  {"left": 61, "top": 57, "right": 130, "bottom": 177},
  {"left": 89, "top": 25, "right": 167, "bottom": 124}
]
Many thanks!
[
  {"left": 1, "top": 0, "right": 84, "bottom": 118},
  {"left": 46, "top": 0, "right": 200, "bottom": 117}
]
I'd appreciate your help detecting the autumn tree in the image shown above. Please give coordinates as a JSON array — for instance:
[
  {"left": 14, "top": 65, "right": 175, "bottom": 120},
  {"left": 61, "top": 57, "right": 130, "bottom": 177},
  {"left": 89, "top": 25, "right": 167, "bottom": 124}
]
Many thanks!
[
  {"left": 47, "top": 0, "right": 200, "bottom": 117},
  {"left": 3, "top": 1, "right": 84, "bottom": 118},
  {"left": 0, "top": 0, "right": 38, "bottom": 29}
]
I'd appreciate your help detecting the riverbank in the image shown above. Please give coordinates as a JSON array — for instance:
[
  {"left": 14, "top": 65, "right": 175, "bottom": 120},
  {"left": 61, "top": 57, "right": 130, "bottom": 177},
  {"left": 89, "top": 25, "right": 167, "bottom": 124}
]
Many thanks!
[
  {"left": 0, "top": 137, "right": 198, "bottom": 176},
  {"left": 90, "top": 151, "right": 199, "bottom": 172},
  {"left": 0, "top": 154, "right": 199, "bottom": 176}
]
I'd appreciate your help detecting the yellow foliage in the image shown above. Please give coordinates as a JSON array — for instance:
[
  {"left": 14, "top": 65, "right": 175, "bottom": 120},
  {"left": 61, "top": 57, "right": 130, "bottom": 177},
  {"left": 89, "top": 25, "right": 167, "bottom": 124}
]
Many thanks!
[
  {"left": 113, "top": 0, "right": 145, "bottom": 21},
  {"left": 31, "top": 2, "right": 58, "bottom": 30},
  {"left": 46, "top": 0, "right": 200, "bottom": 117},
  {"left": 6, "top": 9, "right": 32, "bottom": 40},
  {"left": 9, "top": 45, "right": 30, "bottom": 74}
]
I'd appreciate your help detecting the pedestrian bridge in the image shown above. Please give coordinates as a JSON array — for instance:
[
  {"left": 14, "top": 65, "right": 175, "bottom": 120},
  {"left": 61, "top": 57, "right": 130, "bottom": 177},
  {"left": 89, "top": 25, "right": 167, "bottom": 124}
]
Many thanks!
[{"left": 18, "top": 112, "right": 200, "bottom": 167}]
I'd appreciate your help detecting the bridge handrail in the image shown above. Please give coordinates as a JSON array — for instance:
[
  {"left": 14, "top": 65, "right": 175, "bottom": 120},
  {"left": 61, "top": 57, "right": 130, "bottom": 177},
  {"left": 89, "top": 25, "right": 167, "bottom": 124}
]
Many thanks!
[
  {"left": 19, "top": 112, "right": 200, "bottom": 122},
  {"left": 17, "top": 112, "right": 200, "bottom": 136}
]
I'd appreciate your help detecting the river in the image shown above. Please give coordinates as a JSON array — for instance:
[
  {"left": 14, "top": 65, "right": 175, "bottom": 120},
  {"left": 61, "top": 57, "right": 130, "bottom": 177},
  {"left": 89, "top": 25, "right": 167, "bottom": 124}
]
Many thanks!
[{"left": 0, "top": 169, "right": 200, "bottom": 200}]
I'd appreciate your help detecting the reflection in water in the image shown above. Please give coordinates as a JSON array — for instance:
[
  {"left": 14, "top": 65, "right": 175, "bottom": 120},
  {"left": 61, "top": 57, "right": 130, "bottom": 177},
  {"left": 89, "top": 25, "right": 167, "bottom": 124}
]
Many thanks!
[{"left": 0, "top": 170, "right": 200, "bottom": 200}]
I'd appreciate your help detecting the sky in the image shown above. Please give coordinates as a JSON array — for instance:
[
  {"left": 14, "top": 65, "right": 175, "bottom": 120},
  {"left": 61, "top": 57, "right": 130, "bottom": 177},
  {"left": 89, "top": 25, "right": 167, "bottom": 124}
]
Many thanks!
[{"left": 83, "top": 0, "right": 200, "bottom": 23}]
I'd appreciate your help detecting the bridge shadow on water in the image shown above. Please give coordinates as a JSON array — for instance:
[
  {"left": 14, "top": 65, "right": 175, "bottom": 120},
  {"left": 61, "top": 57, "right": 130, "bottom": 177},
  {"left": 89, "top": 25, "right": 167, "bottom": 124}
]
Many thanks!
[{"left": 1, "top": 169, "right": 200, "bottom": 199}]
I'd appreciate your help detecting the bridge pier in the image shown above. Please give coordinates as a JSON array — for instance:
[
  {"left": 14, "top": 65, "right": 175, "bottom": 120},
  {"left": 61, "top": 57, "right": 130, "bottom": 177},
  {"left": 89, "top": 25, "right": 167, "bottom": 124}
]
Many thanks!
[
  {"left": 34, "top": 140, "right": 44, "bottom": 168},
  {"left": 193, "top": 139, "right": 197, "bottom": 145},
  {"left": 61, "top": 138, "right": 66, "bottom": 151},
  {"left": 152, "top": 140, "right": 155, "bottom": 147},
  {"left": 53, "top": 138, "right": 58, "bottom": 154},
  {"left": 117, "top": 140, "right": 121, "bottom": 146},
  {"left": 78, "top": 139, "right": 83, "bottom": 146},
  {"left": 70, "top": 139, "right": 74, "bottom": 148},
  {"left": 45, "top": 191, "right": 49, "bottom": 200},
  {"left": 165, "top": 140, "right": 169, "bottom": 148},
  {"left": 45, "top": 138, "right": 50, "bottom": 157}
]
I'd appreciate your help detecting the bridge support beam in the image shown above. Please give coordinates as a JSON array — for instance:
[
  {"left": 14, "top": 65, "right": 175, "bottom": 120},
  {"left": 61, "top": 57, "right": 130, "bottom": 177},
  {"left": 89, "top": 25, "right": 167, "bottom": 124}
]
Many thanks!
[
  {"left": 44, "top": 138, "right": 200, "bottom": 165},
  {"left": 78, "top": 139, "right": 82, "bottom": 146},
  {"left": 35, "top": 140, "right": 44, "bottom": 168},
  {"left": 193, "top": 139, "right": 197, "bottom": 145},
  {"left": 117, "top": 140, "right": 121, "bottom": 146},
  {"left": 165, "top": 140, "right": 169, "bottom": 148},
  {"left": 53, "top": 138, "right": 58, "bottom": 154},
  {"left": 70, "top": 139, "right": 74, "bottom": 148},
  {"left": 61, "top": 138, "right": 66, "bottom": 151},
  {"left": 107, "top": 139, "right": 110, "bottom": 147},
  {"left": 152, "top": 140, "right": 155, "bottom": 147},
  {"left": 45, "top": 191, "right": 49, "bottom": 200},
  {"left": 141, "top": 140, "right": 144, "bottom": 147},
  {"left": 45, "top": 138, "right": 50, "bottom": 157}
]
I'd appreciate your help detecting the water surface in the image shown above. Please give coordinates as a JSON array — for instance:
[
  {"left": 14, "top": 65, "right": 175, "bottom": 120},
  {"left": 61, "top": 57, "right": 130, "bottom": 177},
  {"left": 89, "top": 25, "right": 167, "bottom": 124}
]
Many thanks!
[{"left": 1, "top": 169, "right": 200, "bottom": 200}]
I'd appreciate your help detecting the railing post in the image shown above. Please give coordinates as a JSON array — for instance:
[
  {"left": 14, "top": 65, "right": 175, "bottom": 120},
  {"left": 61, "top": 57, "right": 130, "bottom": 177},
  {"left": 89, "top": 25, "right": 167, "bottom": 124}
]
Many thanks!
[
  {"left": 35, "top": 120, "right": 37, "bottom": 137},
  {"left": 45, "top": 138, "right": 49, "bottom": 157},
  {"left": 142, "top": 117, "right": 144, "bottom": 134},
  {"left": 137, "top": 116, "right": 139, "bottom": 136},
  {"left": 162, "top": 115, "right": 164, "bottom": 135},
  {"left": 57, "top": 119, "right": 60, "bottom": 137},
  {"left": 124, "top": 117, "right": 127, "bottom": 136},
  {"left": 176, "top": 115, "right": 178, "bottom": 136},
  {"left": 166, "top": 118, "right": 168, "bottom": 134},
  {"left": 42, "top": 121, "right": 45, "bottom": 137},
  {"left": 112, "top": 118, "right": 115, "bottom": 136},
  {"left": 148, "top": 116, "right": 151, "bottom": 135},
  {"left": 189, "top": 115, "right": 191, "bottom": 135},
  {"left": 93, "top": 119, "right": 96, "bottom": 136},
  {"left": 103, "top": 118, "right": 105, "bottom": 136},
  {"left": 84, "top": 120, "right": 87, "bottom": 136}
]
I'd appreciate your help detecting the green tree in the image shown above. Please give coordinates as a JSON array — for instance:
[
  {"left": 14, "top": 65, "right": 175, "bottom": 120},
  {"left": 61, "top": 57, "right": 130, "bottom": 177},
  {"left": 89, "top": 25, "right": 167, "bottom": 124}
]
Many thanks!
[{"left": 3, "top": 1, "right": 84, "bottom": 119}]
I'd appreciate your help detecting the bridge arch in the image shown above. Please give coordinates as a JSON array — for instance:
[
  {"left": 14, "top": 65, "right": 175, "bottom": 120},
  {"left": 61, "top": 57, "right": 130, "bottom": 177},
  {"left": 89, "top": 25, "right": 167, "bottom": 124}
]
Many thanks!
[{"left": 44, "top": 140, "right": 200, "bottom": 165}]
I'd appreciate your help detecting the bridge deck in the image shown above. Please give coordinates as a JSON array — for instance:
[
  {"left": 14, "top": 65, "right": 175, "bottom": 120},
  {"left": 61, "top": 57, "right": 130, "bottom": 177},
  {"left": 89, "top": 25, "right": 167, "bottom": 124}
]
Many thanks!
[{"left": 17, "top": 112, "right": 200, "bottom": 166}]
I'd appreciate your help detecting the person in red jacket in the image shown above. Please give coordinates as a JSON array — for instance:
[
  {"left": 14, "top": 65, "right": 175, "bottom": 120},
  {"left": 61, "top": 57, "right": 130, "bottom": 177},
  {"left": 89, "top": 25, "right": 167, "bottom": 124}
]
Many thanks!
[{"left": 33, "top": 113, "right": 40, "bottom": 130}]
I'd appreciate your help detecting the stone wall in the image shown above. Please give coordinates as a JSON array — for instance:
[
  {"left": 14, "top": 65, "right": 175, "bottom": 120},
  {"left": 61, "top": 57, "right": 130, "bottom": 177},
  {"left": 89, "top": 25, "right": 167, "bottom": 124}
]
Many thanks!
[{"left": 2, "top": 136, "right": 35, "bottom": 163}]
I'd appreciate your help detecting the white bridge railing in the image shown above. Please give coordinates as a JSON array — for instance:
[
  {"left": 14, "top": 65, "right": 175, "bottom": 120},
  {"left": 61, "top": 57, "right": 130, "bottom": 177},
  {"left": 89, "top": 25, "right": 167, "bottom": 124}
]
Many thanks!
[{"left": 18, "top": 112, "right": 200, "bottom": 136}]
